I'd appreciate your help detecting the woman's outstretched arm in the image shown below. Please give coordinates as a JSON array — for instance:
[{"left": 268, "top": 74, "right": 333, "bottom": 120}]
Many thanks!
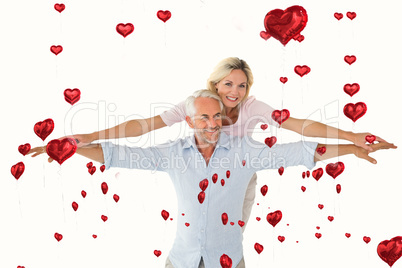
[
  {"left": 282, "top": 117, "right": 386, "bottom": 152},
  {"left": 66, "top": 115, "right": 167, "bottom": 147}
]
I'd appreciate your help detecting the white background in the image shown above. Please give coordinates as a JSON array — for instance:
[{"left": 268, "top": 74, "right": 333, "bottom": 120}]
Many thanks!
[{"left": 1, "top": 0, "right": 401, "bottom": 267}]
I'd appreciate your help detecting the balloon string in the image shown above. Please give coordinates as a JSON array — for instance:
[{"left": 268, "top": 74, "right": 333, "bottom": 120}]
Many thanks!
[
  {"left": 58, "top": 166, "right": 66, "bottom": 223},
  {"left": 59, "top": 14, "right": 63, "bottom": 34},
  {"left": 43, "top": 140, "right": 46, "bottom": 188},
  {"left": 272, "top": 228, "right": 275, "bottom": 266},
  {"left": 164, "top": 24, "right": 167, "bottom": 47},
  {"left": 17, "top": 181, "right": 23, "bottom": 219}
]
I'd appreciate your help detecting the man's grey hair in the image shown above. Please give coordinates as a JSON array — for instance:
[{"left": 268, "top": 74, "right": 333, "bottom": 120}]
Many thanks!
[{"left": 185, "top": 89, "right": 224, "bottom": 117}]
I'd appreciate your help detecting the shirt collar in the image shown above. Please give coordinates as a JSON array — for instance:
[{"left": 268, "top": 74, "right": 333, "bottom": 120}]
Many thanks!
[{"left": 183, "top": 131, "right": 231, "bottom": 150}]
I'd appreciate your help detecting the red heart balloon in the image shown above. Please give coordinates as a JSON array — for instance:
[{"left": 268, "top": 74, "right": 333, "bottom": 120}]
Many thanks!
[
  {"left": 318, "top": 204, "right": 324, "bottom": 210},
  {"left": 334, "top": 12, "right": 343, "bottom": 20},
  {"left": 315, "top": 233, "right": 322, "bottom": 239},
  {"left": 278, "top": 166, "right": 284, "bottom": 175},
  {"left": 254, "top": 243, "right": 264, "bottom": 254},
  {"left": 157, "top": 10, "right": 171, "bottom": 23},
  {"left": 100, "top": 165, "right": 106, "bottom": 172},
  {"left": 46, "top": 138, "right": 77, "bottom": 165},
  {"left": 271, "top": 109, "right": 290, "bottom": 125},
  {"left": 50, "top": 45, "right": 63, "bottom": 55},
  {"left": 345, "top": 233, "right": 351, "bottom": 238},
  {"left": 328, "top": 216, "right": 334, "bottom": 222},
  {"left": 278, "top": 236, "right": 285, "bottom": 243},
  {"left": 212, "top": 173, "right": 218, "bottom": 184},
  {"left": 220, "top": 254, "right": 233, "bottom": 268},
  {"left": 326, "top": 162, "right": 345, "bottom": 179},
  {"left": 316, "top": 146, "right": 326, "bottom": 156},
  {"left": 185, "top": 222, "right": 190, "bottom": 227},
  {"left": 267, "top": 210, "right": 282, "bottom": 227},
  {"left": 280, "top": 77, "right": 288, "bottom": 84},
  {"left": 64, "top": 88, "right": 81, "bottom": 105},
  {"left": 256, "top": 217, "right": 261, "bottom": 221},
  {"left": 101, "top": 182, "right": 108, "bottom": 195},
  {"left": 11, "top": 162, "right": 25, "bottom": 180},
  {"left": 377, "top": 236, "right": 402, "bottom": 267},
  {"left": 34, "top": 118, "right": 54, "bottom": 141},
  {"left": 81, "top": 190, "right": 87, "bottom": 198},
  {"left": 346, "top": 11, "right": 357, "bottom": 20},
  {"left": 199, "top": 178, "right": 209, "bottom": 191},
  {"left": 312, "top": 168, "right": 323, "bottom": 181},
  {"left": 302, "top": 172, "right": 306, "bottom": 178},
  {"left": 116, "top": 23, "right": 134, "bottom": 38},
  {"left": 260, "top": 124, "right": 268, "bottom": 130},
  {"left": 263, "top": 5, "right": 308, "bottom": 46},
  {"left": 336, "top": 184, "right": 341, "bottom": 194},
  {"left": 72, "top": 201, "right": 78, "bottom": 211},
  {"left": 161, "top": 209, "right": 169, "bottom": 221},
  {"left": 365, "top": 135, "right": 376, "bottom": 144},
  {"left": 92, "top": 234, "right": 97, "bottom": 239},
  {"left": 294, "top": 65, "right": 311, "bottom": 77},
  {"left": 301, "top": 186, "right": 306, "bottom": 192},
  {"left": 238, "top": 220, "right": 245, "bottom": 227},
  {"left": 113, "top": 194, "right": 120, "bottom": 203},
  {"left": 260, "top": 31, "right": 271, "bottom": 40},
  {"left": 18, "top": 143, "right": 31, "bottom": 156},
  {"left": 343, "top": 102, "right": 367, "bottom": 122},
  {"left": 154, "top": 250, "right": 162, "bottom": 257},
  {"left": 242, "top": 160, "right": 246, "bottom": 166},
  {"left": 86, "top": 162, "right": 93, "bottom": 169},
  {"left": 17, "top": 266, "right": 25, "bottom": 268},
  {"left": 260, "top": 185, "right": 268, "bottom": 196},
  {"left": 265, "top": 136, "right": 277, "bottom": 148},
  {"left": 363, "top": 236, "right": 371, "bottom": 244},
  {"left": 54, "top": 3, "right": 65, "bottom": 13},
  {"left": 198, "top": 191, "right": 205, "bottom": 204},
  {"left": 222, "top": 212, "right": 228, "bottom": 225},
  {"left": 344, "top": 55, "right": 357, "bottom": 65},
  {"left": 343, "top": 83, "right": 360, "bottom": 97},
  {"left": 54, "top": 232, "right": 63, "bottom": 242},
  {"left": 226, "top": 170, "right": 231, "bottom": 178},
  {"left": 306, "top": 171, "right": 310, "bottom": 177},
  {"left": 88, "top": 166, "right": 96, "bottom": 175},
  {"left": 101, "top": 215, "right": 108, "bottom": 222}
]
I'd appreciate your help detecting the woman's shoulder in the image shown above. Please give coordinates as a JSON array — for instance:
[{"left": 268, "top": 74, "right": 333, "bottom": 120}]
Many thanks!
[{"left": 240, "top": 96, "right": 276, "bottom": 113}]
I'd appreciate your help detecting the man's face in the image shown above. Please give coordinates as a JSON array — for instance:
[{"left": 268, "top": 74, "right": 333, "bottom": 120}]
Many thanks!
[{"left": 186, "top": 97, "right": 223, "bottom": 146}]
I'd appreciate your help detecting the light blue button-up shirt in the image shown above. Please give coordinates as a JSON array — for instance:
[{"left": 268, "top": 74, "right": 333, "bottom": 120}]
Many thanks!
[{"left": 101, "top": 132, "right": 317, "bottom": 268}]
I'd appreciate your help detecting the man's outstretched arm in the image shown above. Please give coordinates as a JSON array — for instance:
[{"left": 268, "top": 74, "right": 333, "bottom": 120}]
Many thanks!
[
  {"left": 76, "top": 144, "right": 105, "bottom": 163},
  {"left": 313, "top": 142, "right": 397, "bottom": 164},
  {"left": 29, "top": 143, "right": 105, "bottom": 164}
]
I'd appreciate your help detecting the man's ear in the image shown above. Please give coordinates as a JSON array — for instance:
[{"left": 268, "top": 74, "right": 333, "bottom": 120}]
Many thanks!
[{"left": 185, "top": 116, "right": 194, "bottom": 129}]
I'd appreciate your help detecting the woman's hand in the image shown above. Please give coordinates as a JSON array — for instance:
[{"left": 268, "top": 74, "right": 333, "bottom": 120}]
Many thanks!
[
  {"left": 349, "top": 132, "right": 387, "bottom": 152},
  {"left": 353, "top": 141, "right": 397, "bottom": 164}
]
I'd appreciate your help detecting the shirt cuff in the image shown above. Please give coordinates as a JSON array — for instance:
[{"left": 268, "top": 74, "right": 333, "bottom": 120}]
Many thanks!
[
  {"left": 303, "top": 141, "right": 319, "bottom": 170},
  {"left": 100, "top": 142, "right": 113, "bottom": 170}
]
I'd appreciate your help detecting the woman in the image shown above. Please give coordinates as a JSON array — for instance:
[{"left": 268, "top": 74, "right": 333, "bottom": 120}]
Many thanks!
[{"left": 41, "top": 57, "right": 385, "bottom": 228}]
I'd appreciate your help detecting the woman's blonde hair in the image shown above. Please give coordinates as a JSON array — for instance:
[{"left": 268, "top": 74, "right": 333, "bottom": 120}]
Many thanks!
[{"left": 206, "top": 57, "right": 254, "bottom": 104}]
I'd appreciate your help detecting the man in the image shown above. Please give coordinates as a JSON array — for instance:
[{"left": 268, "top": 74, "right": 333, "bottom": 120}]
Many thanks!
[{"left": 29, "top": 90, "right": 395, "bottom": 268}]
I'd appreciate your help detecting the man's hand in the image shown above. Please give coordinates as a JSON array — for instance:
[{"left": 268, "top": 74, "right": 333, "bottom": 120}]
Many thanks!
[
  {"left": 28, "top": 146, "right": 54, "bottom": 162},
  {"left": 353, "top": 141, "right": 397, "bottom": 164},
  {"left": 350, "top": 132, "right": 387, "bottom": 152}
]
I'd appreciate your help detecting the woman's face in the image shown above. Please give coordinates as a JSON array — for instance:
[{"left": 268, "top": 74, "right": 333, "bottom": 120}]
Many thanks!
[{"left": 215, "top": 69, "right": 248, "bottom": 110}]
